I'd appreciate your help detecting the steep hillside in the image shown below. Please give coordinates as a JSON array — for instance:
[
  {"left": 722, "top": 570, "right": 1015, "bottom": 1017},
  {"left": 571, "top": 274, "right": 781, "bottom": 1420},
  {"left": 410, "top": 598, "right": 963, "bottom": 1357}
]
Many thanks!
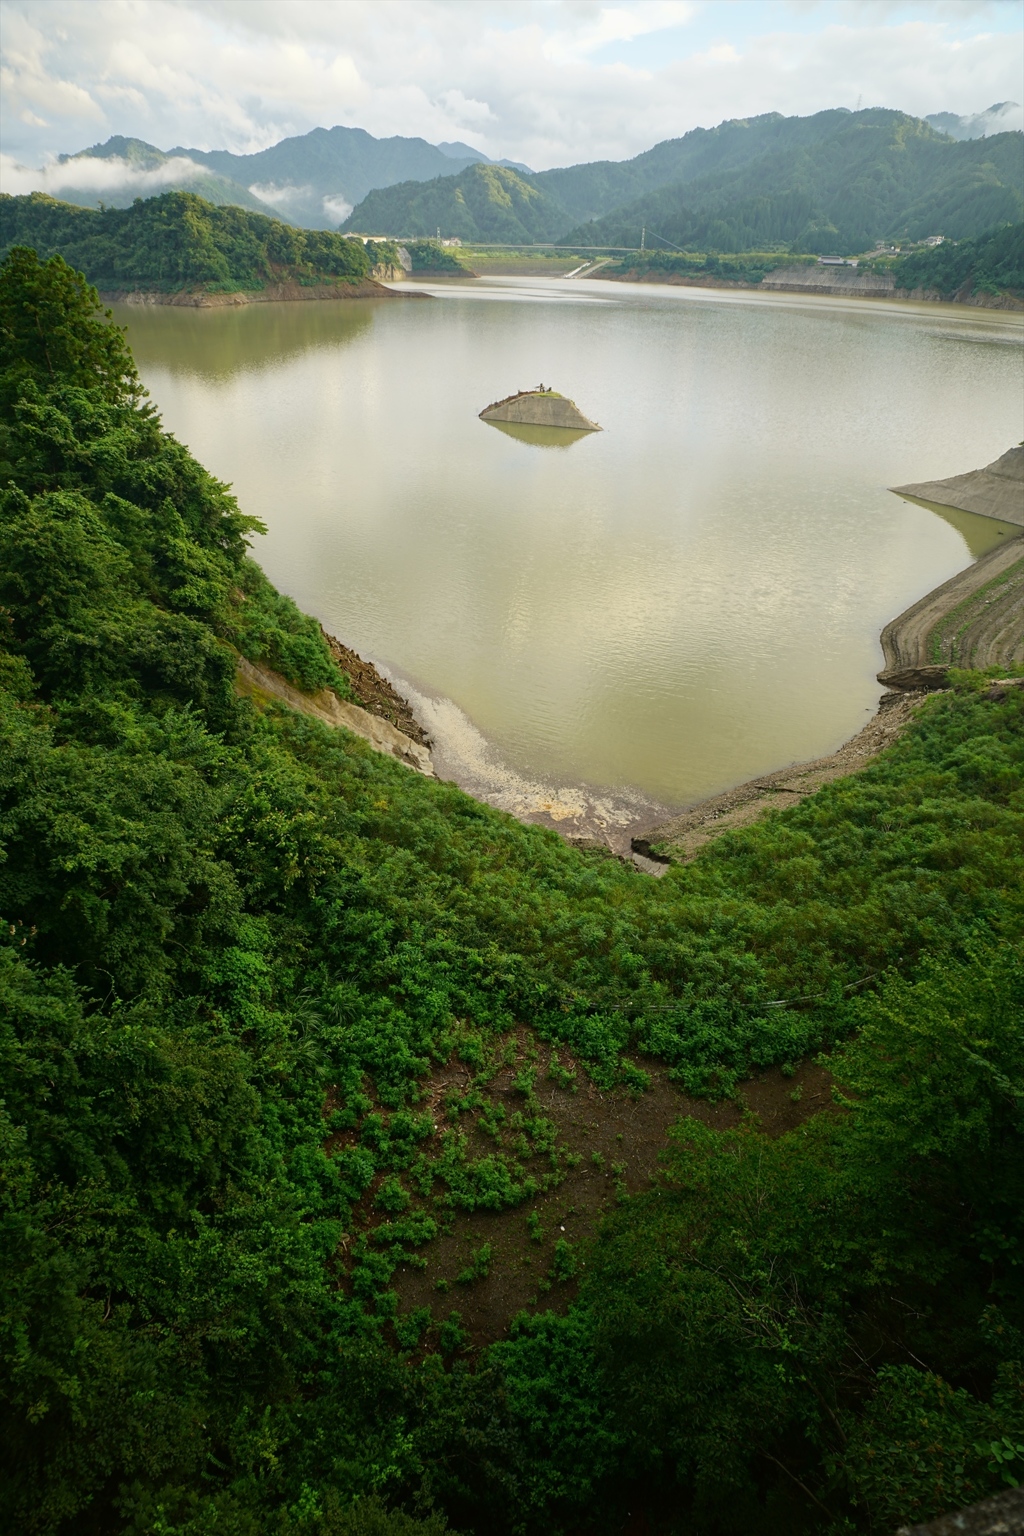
[
  {"left": 563, "top": 113, "right": 1023, "bottom": 253},
  {"left": 0, "top": 191, "right": 395, "bottom": 295},
  {"left": 2, "top": 245, "right": 1023, "bottom": 1536},
  {"left": 342, "top": 162, "right": 568, "bottom": 242}
]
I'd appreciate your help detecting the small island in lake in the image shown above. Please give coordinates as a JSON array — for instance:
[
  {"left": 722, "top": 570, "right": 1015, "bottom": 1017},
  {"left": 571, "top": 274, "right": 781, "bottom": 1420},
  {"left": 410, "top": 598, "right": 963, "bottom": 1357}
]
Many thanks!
[{"left": 479, "top": 385, "right": 601, "bottom": 431}]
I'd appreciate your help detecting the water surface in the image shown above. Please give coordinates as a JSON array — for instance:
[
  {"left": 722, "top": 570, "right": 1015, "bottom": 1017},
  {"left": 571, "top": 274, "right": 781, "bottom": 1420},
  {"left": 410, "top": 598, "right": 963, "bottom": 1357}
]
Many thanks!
[{"left": 116, "top": 278, "right": 1024, "bottom": 836}]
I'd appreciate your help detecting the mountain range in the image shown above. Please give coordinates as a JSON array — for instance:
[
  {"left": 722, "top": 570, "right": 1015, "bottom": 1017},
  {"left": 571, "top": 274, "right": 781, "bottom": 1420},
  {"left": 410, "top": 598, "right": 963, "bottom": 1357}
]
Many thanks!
[
  {"left": 48, "top": 126, "right": 533, "bottom": 230},
  {"left": 23, "top": 103, "right": 1024, "bottom": 255},
  {"left": 341, "top": 108, "right": 1024, "bottom": 253}
]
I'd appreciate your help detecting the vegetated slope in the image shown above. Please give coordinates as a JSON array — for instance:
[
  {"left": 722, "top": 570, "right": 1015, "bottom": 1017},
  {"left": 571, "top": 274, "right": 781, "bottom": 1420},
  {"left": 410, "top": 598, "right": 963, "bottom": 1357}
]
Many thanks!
[
  {"left": 1, "top": 249, "right": 1022, "bottom": 1536},
  {"left": 531, "top": 107, "right": 893, "bottom": 225},
  {"left": 0, "top": 191, "right": 397, "bottom": 293},
  {"left": 48, "top": 135, "right": 286, "bottom": 219},
  {"left": 890, "top": 220, "right": 1024, "bottom": 298},
  {"left": 562, "top": 112, "right": 1024, "bottom": 253},
  {"left": 342, "top": 162, "right": 568, "bottom": 242}
]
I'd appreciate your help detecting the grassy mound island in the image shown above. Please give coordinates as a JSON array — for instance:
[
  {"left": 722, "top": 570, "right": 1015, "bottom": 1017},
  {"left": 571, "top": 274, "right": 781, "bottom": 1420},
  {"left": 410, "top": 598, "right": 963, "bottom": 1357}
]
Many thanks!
[
  {"left": 0, "top": 191, "right": 407, "bottom": 303},
  {"left": 1, "top": 247, "right": 1023, "bottom": 1536}
]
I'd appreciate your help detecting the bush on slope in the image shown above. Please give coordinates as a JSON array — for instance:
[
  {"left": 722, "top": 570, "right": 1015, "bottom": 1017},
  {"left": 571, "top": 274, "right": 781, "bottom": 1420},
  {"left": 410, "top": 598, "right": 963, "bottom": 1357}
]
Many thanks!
[{"left": 1, "top": 247, "right": 1022, "bottom": 1534}]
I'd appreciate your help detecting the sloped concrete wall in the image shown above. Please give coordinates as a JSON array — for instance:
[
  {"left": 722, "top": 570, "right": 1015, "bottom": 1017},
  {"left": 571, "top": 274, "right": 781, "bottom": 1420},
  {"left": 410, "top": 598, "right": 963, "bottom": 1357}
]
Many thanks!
[{"left": 481, "top": 394, "right": 600, "bottom": 431}]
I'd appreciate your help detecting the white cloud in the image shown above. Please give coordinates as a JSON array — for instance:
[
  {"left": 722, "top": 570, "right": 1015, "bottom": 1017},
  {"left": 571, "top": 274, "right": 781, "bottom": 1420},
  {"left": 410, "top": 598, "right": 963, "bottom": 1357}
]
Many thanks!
[
  {"left": 0, "top": 0, "right": 1020, "bottom": 173},
  {"left": 0, "top": 150, "right": 208, "bottom": 198}
]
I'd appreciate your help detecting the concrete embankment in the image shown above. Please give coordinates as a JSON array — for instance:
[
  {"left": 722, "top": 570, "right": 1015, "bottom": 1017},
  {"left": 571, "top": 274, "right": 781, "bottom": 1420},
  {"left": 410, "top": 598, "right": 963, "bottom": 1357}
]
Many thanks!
[
  {"left": 99, "top": 278, "right": 421, "bottom": 307},
  {"left": 878, "top": 534, "right": 1024, "bottom": 687},
  {"left": 892, "top": 445, "right": 1024, "bottom": 528}
]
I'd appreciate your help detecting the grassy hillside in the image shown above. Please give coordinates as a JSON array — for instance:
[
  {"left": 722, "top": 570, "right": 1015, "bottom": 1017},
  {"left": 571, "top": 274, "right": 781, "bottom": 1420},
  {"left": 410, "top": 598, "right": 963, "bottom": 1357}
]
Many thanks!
[
  {"left": 563, "top": 113, "right": 1023, "bottom": 254},
  {"left": 1, "top": 248, "right": 1022, "bottom": 1535},
  {"left": 343, "top": 162, "right": 567, "bottom": 243},
  {"left": 0, "top": 191, "right": 398, "bottom": 293}
]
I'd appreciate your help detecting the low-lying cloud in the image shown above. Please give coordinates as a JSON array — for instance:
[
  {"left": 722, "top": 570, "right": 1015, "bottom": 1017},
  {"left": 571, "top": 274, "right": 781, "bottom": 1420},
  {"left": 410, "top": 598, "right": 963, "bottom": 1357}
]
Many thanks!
[{"left": 0, "top": 152, "right": 208, "bottom": 199}]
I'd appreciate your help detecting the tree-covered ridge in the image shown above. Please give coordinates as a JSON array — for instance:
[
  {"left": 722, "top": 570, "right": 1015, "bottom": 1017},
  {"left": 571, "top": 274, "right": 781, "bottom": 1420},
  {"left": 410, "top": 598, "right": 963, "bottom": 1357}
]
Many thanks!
[
  {"left": 1, "top": 250, "right": 1022, "bottom": 1534},
  {"left": 342, "top": 107, "right": 1023, "bottom": 255},
  {"left": 888, "top": 220, "right": 1024, "bottom": 298},
  {"left": 0, "top": 192, "right": 400, "bottom": 294},
  {"left": 561, "top": 112, "right": 1023, "bottom": 254},
  {"left": 343, "top": 163, "right": 567, "bottom": 244}
]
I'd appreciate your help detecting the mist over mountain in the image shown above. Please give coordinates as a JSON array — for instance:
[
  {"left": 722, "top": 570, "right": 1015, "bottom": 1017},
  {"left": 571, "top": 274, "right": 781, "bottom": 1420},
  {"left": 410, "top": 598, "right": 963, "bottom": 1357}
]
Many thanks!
[
  {"left": 27, "top": 125, "right": 535, "bottom": 231},
  {"left": 926, "top": 101, "right": 1023, "bottom": 140}
]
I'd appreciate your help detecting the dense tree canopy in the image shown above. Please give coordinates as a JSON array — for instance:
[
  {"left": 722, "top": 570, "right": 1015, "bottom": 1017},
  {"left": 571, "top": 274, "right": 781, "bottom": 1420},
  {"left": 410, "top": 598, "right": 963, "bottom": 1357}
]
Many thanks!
[
  {"left": 0, "top": 247, "right": 1021, "bottom": 1535},
  {"left": 0, "top": 193, "right": 399, "bottom": 293}
]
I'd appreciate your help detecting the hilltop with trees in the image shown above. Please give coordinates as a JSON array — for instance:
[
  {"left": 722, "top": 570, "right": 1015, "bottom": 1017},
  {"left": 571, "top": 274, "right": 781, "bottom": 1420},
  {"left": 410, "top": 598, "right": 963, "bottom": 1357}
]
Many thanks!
[{"left": 0, "top": 191, "right": 400, "bottom": 296}]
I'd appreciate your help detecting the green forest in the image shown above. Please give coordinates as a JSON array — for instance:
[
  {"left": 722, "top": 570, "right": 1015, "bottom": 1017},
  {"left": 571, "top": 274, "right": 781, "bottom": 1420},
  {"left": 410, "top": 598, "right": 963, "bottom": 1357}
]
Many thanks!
[
  {"left": 341, "top": 108, "right": 1023, "bottom": 256},
  {"left": 888, "top": 220, "right": 1024, "bottom": 298},
  {"left": 1, "top": 247, "right": 1022, "bottom": 1536},
  {"left": 0, "top": 193, "right": 399, "bottom": 294}
]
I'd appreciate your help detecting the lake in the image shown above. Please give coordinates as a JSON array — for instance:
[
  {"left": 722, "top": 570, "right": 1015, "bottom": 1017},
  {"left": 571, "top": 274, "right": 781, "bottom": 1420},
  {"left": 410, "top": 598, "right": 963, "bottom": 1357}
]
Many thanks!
[{"left": 115, "top": 278, "right": 1024, "bottom": 840}]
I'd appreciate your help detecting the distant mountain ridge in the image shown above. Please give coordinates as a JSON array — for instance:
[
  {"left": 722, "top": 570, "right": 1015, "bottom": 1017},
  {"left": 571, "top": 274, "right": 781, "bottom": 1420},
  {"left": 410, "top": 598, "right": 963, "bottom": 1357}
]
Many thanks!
[
  {"left": 341, "top": 108, "right": 1024, "bottom": 253},
  {"left": 54, "top": 125, "right": 534, "bottom": 231}
]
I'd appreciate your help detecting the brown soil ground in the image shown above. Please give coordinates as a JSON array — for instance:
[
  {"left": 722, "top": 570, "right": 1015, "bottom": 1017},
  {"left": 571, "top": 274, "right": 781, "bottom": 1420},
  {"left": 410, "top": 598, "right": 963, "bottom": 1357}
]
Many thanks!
[
  {"left": 322, "top": 629, "right": 432, "bottom": 747},
  {"left": 634, "top": 688, "right": 928, "bottom": 863},
  {"left": 335, "top": 1026, "right": 837, "bottom": 1351}
]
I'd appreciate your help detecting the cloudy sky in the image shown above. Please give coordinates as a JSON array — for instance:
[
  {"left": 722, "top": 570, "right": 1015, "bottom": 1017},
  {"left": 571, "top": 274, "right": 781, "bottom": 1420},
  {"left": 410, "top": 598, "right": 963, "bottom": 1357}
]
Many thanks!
[{"left": 2, "top": 0, "right": 1022, "bottom": 174}]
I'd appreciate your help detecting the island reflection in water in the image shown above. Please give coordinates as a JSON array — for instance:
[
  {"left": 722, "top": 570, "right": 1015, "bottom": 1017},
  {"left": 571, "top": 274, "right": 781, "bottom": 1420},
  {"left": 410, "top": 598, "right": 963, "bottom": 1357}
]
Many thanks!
[{"left": 116, "top": 278, "right": 1024, "bottom": 840}]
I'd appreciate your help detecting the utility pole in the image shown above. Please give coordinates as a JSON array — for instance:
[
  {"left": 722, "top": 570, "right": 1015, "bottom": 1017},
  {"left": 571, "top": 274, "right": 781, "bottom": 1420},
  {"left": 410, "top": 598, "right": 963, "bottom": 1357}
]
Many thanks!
[{"left": 640, "top": 226, "right": 645, "bottom": 253}]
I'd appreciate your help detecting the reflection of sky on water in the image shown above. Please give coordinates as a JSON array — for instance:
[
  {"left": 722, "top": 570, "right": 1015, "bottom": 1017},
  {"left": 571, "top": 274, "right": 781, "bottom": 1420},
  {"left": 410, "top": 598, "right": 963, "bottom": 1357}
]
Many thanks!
[{"left": 120, "top": 280, "right": 1024, "bottom": 810}]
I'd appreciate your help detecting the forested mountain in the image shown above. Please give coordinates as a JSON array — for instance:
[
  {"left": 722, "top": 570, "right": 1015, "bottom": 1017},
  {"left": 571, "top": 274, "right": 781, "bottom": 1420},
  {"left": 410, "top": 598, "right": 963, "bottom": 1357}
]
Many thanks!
[
  {"left": 0, "top": 191, "right": 392, "bottom": 292},
  {"left": 2, "top": 246, "right": 1023, "bottom": 1535},
  {"left": 891, "top": 219, "right": 1024, "bottom": 298},
  {"left": 343, "top": 162, "right": 568, "bottom": 241},
  {"left": 927, "top": 101, "right": 1022, "bottom": 140},
  {"left": 563, "top": 112, "right": 1023, "bottom": 253},
  {"left": 342, "top": 108, "right": 1024, "bottom": 252},
  {"left": 51, "top": 136, "right": 284, "bottom": 218},
  {"left": 62, "top": 126, "right": 527, "bottom": 230}
]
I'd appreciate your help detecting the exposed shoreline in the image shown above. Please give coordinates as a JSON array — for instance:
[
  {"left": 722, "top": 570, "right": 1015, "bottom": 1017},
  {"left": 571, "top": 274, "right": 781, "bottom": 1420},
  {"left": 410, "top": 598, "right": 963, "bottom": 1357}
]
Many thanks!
[
  {"left": 98, "top": 278, "right": 425, "bottom": 307},
  {"left": 601, "top": 265, "right": 1024, "bottom": 312}
]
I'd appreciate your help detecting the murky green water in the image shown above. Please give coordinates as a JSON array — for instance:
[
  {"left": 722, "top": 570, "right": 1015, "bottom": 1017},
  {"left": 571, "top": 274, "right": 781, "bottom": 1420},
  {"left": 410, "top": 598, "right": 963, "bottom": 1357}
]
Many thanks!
[{"left": 115, "top": 279, "right": 1023, "bottom": 834}]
